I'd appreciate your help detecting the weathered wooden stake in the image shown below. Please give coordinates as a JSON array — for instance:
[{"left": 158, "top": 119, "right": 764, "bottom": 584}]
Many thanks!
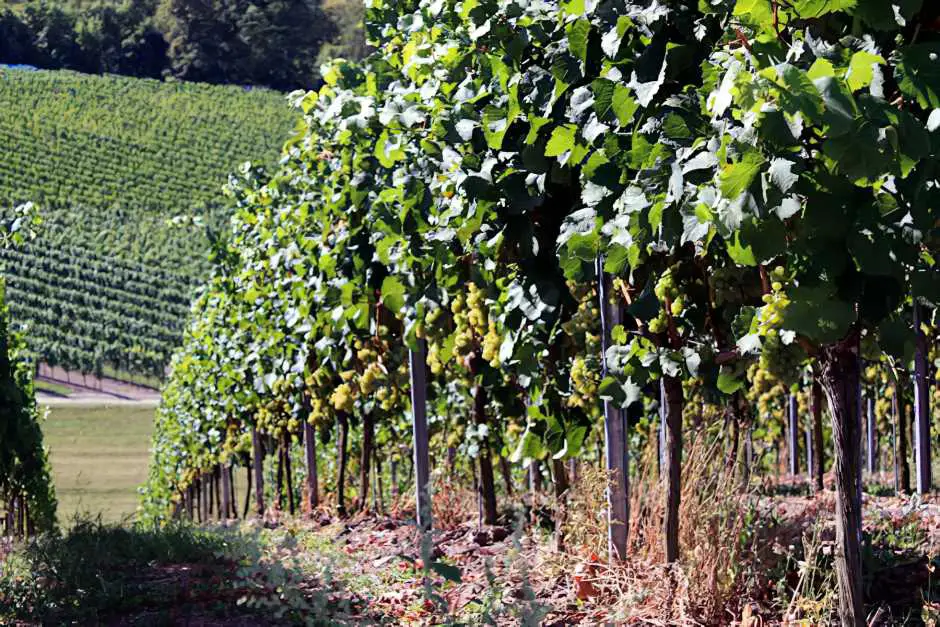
[
  {"left": 913, "top": 304, "right": 931, "bottom": 494},
  {"left": 304, "top": 418, "right": 319, "bottom": 513},
  {"left": 788, "top": 394, "right": 799, "bottom": 476},
  {"left": 221, "top": 463, "right": 231, "bottom": 520},
  {"left": 811, "top": 379, "right": 825, "bottom": 492},
  {"left": 252, "top": 426, "right": 265, "bottom": 516},
  {"left": 662, "top": 375, "right": 683, "bottom": 563},
  {"left": 866, "top": 397, "right": 876, "bottom": 474},
  {"left": 409, "top": 339, "right": 432, "bottom": 530},
  {"left": 597, "top": 257, "right": 628, "bottom": 561}
]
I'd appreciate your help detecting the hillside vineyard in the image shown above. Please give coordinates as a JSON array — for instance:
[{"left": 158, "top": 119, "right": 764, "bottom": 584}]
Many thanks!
[{"left": 0, "top": 68, "right": 297, "bottom": 380}]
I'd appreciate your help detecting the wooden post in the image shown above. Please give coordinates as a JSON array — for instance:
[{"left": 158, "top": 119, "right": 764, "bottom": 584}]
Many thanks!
[
  {"left": 658, "top": 405, "right": 666, "bottom": 478},
  {"left": 597, "top": 257, "right": 628, "bottom": 561},
  {"left": 913, "top": 304, "right": 931, "bottom": 494},
  {"left": 228, "top": 464, "right": 237, "bottom": 518},
  {"left": 220, "top": 463, "right": 231, "bottom": 520},
  {"left": 243, "top": 465, "right": 252, "bottom": 518},
  {"left": 336, "top": 413, "right": 349, "bottom": 517},
  {"left": 409, "top": 339, "right": 432, "bottom": 530},
  {"left": 866, "top": 397, "right": 876, "bottom": 475},
  {"left": 788, "top": 394, "right": 799, "bottom": 476},
  {"left": 743, "top": 426, "right": 753, "bottom": 487},
  {"left": 304, "top": 418, "right": 319, "bottom": 513},
  {"left": 662, "top": 375, "right": 683, "bottom": 563},
  {"left": 252, "top": 426, "right": 265, "bottom": 516},
  {"left": 805, "top": 415, "right": 813, "bottom": 485},
  {"left": 811, "top": 379, "right": 825, "bottom": 492},
  {"left": 892, "top": 382, "right": 900, "bottom": 495},
  {"left": 284, "top": 434, "right": 295, "bottom": 516},
  {"left": 196, "top": 476, "right": 203, "bottom": 523},
  {"left": 275, "top": 441, "right": 284, "bottom": 511},
  {"left": 214, "top": 465, "right": 222, "bottom": 519}
]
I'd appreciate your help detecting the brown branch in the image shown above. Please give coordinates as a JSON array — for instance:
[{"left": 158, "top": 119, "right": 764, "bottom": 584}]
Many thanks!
[{"left": 759, "top": 265, "right": 771, "bottom": 295}]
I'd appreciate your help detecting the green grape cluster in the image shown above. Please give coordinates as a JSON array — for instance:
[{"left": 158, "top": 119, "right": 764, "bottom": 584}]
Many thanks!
[
  {"left": 305, "top": 365, "right": 336, "bottom": 429},
  {"left": 758, "top": 330, "right": 804, "bottom": 385},
  {"left": 756, "top": 267, "right": 790, "bottom": 330},
  {"left": 330, "top": 382, "right": 355, "bottom": 413},
  {"left": 747, "top": 363, "right": 788, "bottom": 435},
  {"left": 255, "top": 397, "right": 296, "bottom": 437},
  {"left": 649, "top": 266, "right": 687, "bottom": 333},
  {"left": 427, "top": 343, "right": 444, "bottom": 374},
  {"left": 567, "top": 356, "right": 598, "bottom": 411},
  {"left": 451, "top": 282, "right": 505, "bottom": 368},
  {"left": 654, "top": 269, "right": 680, "bottom": 305},
  {"left": 562, "top": 288, "right": 602, "bottom": 412}
]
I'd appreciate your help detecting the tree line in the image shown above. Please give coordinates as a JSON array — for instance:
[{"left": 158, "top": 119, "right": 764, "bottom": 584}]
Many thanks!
[{"left": 0, "top": 0, "right": 367, "bottom": 90}]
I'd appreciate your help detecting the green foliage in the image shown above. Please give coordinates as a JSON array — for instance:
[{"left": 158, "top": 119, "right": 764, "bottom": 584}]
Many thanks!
[{"left": 142, "top": 1, "right": 940, "bottom": 596}]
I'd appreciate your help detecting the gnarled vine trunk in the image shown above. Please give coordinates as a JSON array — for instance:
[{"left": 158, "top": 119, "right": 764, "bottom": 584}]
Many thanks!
[
  {"left": 817, "top": 342, "right": 864, "bottom": 627},
  {"left": 357, "top": 412, "right": 374, "bottom": 512},
  {"left": 499, "top": 456, "right": 513, "bottom": 496},
  {"left": 474, "top": 381, "right": 498, "bottom": 526}
]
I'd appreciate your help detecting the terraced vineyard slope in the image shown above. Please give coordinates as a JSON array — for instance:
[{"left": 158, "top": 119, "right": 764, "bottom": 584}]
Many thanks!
[{"left": 0, "top": 68, "right": 297, "bottom": 381}]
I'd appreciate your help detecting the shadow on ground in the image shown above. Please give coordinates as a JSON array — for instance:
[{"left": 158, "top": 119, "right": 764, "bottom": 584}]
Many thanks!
[{"left": 0, "top": 517, "right": 377, "bottom": 625}]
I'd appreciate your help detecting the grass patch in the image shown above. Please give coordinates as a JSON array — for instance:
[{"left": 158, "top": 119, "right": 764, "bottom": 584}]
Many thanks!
[
  {"left": 41, "top": 403, "right": 154, "bottom": 525},
  {"left": 0, "top": 519, "right": 352, "bottom": 624}
]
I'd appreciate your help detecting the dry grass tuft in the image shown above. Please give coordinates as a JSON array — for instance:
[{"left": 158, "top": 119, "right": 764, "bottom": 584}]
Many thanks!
[{"left": 557, "top": 428, "right": 781, "bottom": 624}]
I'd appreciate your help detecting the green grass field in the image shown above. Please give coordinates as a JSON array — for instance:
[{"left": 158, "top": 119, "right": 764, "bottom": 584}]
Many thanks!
[{"left": 41, "top": 403, "right": 154, "bottom": 525}]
